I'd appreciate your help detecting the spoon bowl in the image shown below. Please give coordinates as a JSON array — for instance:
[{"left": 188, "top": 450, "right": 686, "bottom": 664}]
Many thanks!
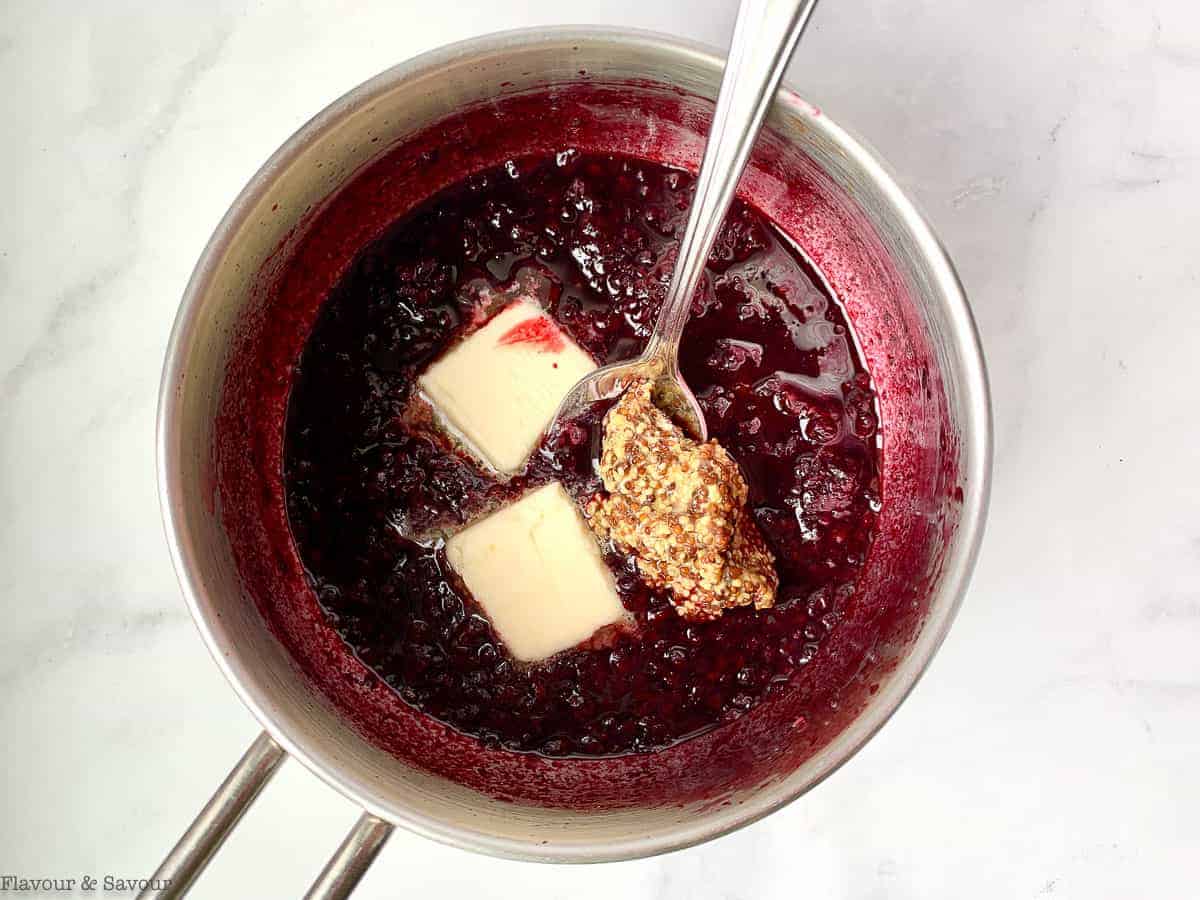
[{"left": 552, "top": 346, "right": 708, "bottom": 440}]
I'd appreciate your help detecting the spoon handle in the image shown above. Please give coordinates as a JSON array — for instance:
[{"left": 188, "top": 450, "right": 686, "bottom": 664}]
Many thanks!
[{"left": 646, "top": 0, "right": 820, "bottom": 365}]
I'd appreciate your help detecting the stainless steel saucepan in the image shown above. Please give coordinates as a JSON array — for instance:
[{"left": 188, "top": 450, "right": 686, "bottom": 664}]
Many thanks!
[{"left": 151, "top": 26, "right": 991, "bottom": 900}]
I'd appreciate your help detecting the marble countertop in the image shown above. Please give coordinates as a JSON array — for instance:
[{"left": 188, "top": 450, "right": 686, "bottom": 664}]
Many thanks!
[{"left": 2, "top": 1, "right": 1197, "bottom": 897}]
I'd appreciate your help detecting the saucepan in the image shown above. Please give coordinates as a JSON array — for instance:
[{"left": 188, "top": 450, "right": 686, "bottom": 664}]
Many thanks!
[{"left": 152, "top": 26, "right": 991, "bottom": 900}]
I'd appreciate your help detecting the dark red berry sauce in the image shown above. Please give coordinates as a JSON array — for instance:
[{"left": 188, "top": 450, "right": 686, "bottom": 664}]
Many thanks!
[{"left": 283, "top": 152, "right": 880, "bottom": 757}]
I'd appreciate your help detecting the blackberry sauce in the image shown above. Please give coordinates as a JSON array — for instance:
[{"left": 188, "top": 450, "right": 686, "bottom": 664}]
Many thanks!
[{"left": 284, "top": 152, "right": 880, "bottom": 757}]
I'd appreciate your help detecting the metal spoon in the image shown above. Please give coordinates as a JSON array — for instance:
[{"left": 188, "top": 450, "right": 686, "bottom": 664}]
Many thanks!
[{"left": 551, "top": 0, "right": 820, "bottom": 440}]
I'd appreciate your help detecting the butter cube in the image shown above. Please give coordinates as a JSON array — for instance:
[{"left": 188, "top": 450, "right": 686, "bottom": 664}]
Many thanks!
[
  {"left": 445, "top": 482, "right": 627, "bottom": 663},
  {"left": 418, "top": 300, "right": 596, "bottom": 473}
]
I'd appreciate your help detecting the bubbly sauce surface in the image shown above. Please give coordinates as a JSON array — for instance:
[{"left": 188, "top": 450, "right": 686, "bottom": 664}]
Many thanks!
[{"left": 283, "top": 152, "right": 881, "bottom": 757}]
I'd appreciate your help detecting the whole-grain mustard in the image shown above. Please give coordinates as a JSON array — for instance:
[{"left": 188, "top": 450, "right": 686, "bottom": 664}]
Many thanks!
[{"left": 585, "top": 379, "right": 778, "bottom": 620}]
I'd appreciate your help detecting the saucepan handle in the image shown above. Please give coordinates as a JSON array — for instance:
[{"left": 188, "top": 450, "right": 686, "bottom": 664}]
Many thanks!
[
  {"left": 138, "top": 731, "right": 393, "bottom": 900},
  {"left": 302, "top": 813, "right": 394, "bottom": 899}
]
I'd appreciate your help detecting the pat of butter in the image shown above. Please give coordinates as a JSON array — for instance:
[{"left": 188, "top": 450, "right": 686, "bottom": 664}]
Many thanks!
[
  {"left": 445, "top": 482, "right": 626, "bottom": 663},
  {"left": 418, "top": 300, "right": 596, "bottom": 473}
]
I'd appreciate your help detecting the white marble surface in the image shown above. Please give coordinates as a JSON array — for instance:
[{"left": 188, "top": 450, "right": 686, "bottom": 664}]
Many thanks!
[{"left": 2, "top": 0, "right": 1197, "bottom": 896}]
